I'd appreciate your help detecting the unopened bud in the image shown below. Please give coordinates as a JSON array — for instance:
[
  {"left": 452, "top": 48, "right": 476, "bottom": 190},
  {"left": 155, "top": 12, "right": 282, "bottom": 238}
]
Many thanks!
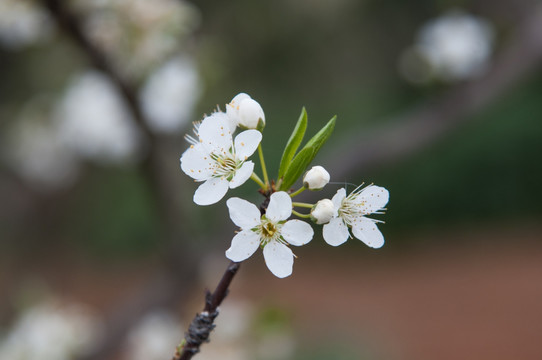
[
  {"left": 303, "top": 166, "right": 330, "bottom": 190},
  {"left": 311, "top": 199, "right": 335, "bottom": 224},
  {"left": 226, "top": 93, "right": 265, "bottom": 131}
]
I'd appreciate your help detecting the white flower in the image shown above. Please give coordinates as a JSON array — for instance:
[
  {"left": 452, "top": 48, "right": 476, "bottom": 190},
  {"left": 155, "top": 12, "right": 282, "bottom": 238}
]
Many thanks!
[
  {"left": 323, "top": 185, "right": 389, "bottom": 248},
  {"left": 225, "top": 191, "right": 313, "bottom": 278},
  {"left": 303, "top": 165, "right": 330, "bottom": 190},
  {"left": 180, "top": 112, "right": 262, "bottom": 205},
  {"left": 140, "top": 55, "right": 202, "bottom": 134},
  {"left": 226, "top": 93, "right": 265, "bottom": 131},
  {"left": 310, "top": 199, "right": 334, "bottom": 225}
]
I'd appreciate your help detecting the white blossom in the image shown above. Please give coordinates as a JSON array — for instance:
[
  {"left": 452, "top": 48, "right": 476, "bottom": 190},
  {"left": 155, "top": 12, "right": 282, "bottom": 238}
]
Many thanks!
[
  {"left": 140, "top": 56, "right": 202, "bottom": 134},
  {"left": 226, "top": 93, "right": 265, "bottom": 131},
  {"left": 225, "top": 192, "right": 313, "bottom": 278},
  {"left": 303, "top": 165, "right": 330, "bottom": 190},
  {"left": 180, "top": 113, "right": 262, "bottom": 205},
  {"left": 0, "top": 300, "right": 101, "bottom": 360},
  {"left": 0, "top": 0, "right": 53, "bottom": 50},
  {"left": 55, "top": 71, "right": 142, "bottom": 164},
  {"left": 323, "top": 185, "right": 389, "bottom": 248},
  {"left": 125, "top": 311, "right": 183, "bottom": 360},
  {"left": 310, "top": 199, "right": 334, "bottom": 225},
  {"left": 400, "top": 10, "right": 494, "bottom": 83}
]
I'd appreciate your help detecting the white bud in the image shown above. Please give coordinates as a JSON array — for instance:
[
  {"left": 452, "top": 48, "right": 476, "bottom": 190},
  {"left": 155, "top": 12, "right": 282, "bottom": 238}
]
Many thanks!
[
  {"left": 226, "top": 93, "right": 265, "bottom": 130},
  {"left": 238, "top": 98, "right": 265, "bottom": 130},
  {"left": 303, "top": 166, "right": 330, "bottom": 190},
  {"left": 311, "top": 199, "right": 335, "bottom": 224}
]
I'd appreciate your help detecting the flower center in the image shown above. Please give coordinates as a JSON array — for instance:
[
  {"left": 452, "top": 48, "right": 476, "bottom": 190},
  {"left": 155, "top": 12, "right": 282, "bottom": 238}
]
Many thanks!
[
  {"left": 210, "top": 152, "right": 240, "bottom": 180},
  {"left": 256, "top": 218, "right": 283, "bottom": 247},
  {"left": 262, "top": 222, "right": 276, "bottom": 237}
]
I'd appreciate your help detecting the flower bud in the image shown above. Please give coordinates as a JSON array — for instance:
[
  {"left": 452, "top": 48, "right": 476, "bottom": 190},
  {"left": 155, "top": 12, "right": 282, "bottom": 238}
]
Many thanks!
[
  {"left": 303, "top": 166, "right": 330, "bottom": 190},
  {"left": 311, "top": 199, "right": 335, "bottom": 224},
  {"left": 226, "top": 93, "right": 265, "bottom": 131}
]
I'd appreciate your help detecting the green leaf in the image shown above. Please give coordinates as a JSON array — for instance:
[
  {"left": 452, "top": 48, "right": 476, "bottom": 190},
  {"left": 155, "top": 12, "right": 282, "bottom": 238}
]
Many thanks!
[
  {"left": 302, "top": 115, "right": 336, "bottom": 157},
  {"left": 278, "top": 107, "right": 308, "bottom": 180},
  {"left": 279, "top": 115, "right": 336, "bottom": 191},
  {"left": 280, "top": 147, "right": 315, "bottom": 191}
]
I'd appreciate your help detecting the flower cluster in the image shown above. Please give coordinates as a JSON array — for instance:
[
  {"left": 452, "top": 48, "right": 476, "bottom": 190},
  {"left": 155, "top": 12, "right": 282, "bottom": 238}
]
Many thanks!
[{"left": 180, "top": 93, "right": 389, "bottom": 278}]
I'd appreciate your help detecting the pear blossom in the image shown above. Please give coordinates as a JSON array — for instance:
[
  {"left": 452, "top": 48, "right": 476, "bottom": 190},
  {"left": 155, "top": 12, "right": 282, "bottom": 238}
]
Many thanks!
[
  {"left": 225, "top": 191, "right": 313, "bottom": 278},
  {"left": 226, "top": 93, "right": 265, "bottom": 131},
  {"left": 323, "top": 185, "right": 389, "bottom": 248},
  {"left": 303, "top": 165, "right": 330, "bottom": 190},
  {"left": 180, "top": 112, "right": 262, "bottom": 205},
  {"left": 310, "top": 199, "right": 334, "bottom": 225}
]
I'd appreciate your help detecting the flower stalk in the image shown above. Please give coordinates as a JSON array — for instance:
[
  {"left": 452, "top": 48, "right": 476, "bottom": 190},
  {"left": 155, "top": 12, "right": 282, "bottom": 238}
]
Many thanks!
[{"left": 257, "top": 144, "right": 270, "bottom": 190}]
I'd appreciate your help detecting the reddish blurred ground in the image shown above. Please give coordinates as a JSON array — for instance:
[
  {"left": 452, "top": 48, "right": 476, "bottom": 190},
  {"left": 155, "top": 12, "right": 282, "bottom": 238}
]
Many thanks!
[
  {"left": 235, "top": 220, "right": 542, "bottom": 360},
  {"left": 2, "top": 220, "right": 542, "bottom": 360}
]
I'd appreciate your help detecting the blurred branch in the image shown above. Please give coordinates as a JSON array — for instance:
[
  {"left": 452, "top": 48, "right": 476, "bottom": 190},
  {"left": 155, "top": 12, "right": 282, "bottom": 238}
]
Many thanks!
[
  {"left": 324, "top": 4, "right": 542, "bottom": 181},
  {"left": 40, "top": 1, "right": 201, "bottom": 359}
]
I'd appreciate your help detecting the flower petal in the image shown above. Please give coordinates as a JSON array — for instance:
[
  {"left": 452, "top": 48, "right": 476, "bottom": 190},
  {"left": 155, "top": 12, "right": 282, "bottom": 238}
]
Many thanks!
[
  {"left": 355, "top": 185, "right": 389, "bottom": 214},
  {"left": 322, "top": 217, "right": 350, "bottom": 246},
  {"left": 281, "top": 220, "right": 313, "bottom": 246},
  {"left": 351, "top": 217, "right": 385, "bottom": 248},
  {"left": 226, "top": 197, "right": 261, "bottom": 229},
  {"left": 193, "top": 177, "right": 229, "bottom": 205},
  {"left": 180, "top": 144, "right": 213, "bottom": 181},
  {"left": 225, "top": 230, "right": 260, "bottom": 262},
  {"left": 265, "top": 191, "right": 292, "bottom": 222},
  {"left": 197, "top": 112, "right": 232, "bottom": 154},
  {"left": 234, "top": 130, "right": 262, "bottom": 160},
  {"left": 331, "top": 188, "right": 346, "bottom": 215},
  {"left": 263, "top": 241, "right": 294, "bottom": 278},
  {"left": 229, "top": 161, "right": 254, "bottom": 189}
]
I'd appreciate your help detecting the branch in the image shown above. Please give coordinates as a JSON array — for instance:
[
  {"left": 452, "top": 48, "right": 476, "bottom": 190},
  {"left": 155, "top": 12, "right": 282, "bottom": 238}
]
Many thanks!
[
  {"left": 173, "top": 262, "right": 241, "bottom": 360},
  {"left": 324, "top": 4, "right": 542, "bottom": 181}
]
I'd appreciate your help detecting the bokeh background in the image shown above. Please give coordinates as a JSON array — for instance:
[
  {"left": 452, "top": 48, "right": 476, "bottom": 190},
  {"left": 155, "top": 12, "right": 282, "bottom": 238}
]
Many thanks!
[{"left": 1, "top": 0, "right": 542, "bottom": 359}]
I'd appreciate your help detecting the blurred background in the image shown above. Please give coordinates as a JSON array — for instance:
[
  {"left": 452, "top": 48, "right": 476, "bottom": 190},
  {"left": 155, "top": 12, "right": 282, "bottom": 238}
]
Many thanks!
[{"left": 1, "top": 0, "right": 542, "bottom": 359}]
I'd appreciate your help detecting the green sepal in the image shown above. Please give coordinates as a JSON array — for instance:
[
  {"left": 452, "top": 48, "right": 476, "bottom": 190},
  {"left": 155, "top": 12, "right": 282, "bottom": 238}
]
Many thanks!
[
  {"left": 278, "top": 107, "right": 308, "bottom": 180},
  {"left": 279, "top": 115, "right": 336, "bottom": 191}
]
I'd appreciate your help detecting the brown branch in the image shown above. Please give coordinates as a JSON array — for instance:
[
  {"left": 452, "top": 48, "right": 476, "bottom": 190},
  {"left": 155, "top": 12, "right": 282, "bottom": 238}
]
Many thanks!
[{"left": 173, "top": 262, "right": 241, "bottom": 360}]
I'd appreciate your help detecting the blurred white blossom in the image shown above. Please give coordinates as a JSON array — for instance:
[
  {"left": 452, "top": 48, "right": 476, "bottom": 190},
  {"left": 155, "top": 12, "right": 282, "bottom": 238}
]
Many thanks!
[
  {"left": 0, "top": 0, "right": 53, "bottom": 50},
  {"left": 0, "top": 300, "right": 101, "bottom": 360},
  {"left": 140, "top": 56, "right": 202, "bottom": 134},
  {"left": 125, "top": 311, "right": 183, "bottom": 360},
  {"left": 400, "top": 10, "right": 495, "bottom": 83},
  {"left": 3, "top": 98, "right": 80, "bottom": 191},
  {"left": 55, "top": 70, "right": 143, "bottom": 164},
  {"left": 72, "top": 0, "right": 201, "bottom": 79}
]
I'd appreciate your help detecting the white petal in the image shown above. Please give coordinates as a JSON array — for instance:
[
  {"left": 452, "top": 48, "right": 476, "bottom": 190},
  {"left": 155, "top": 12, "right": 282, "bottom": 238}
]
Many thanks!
[
  {"left": 351, "top": 217, "right": 385, "bottom": 248},
  {"left": 180, "top": 144, "right": 213, "bottom": 181},
  {"left": 322, "top": 217, "right": 350, "bottom": 246},
  {"left": 225, "top": 230, "right": 260, "bottom": 262},
  {"left": 234, "top": 130, "right": 262, "bottom": 160},
  {"left": 226, "top": 197, "right": 261, "bottom": 229},
  {"left": 263, "top": 241, "right": 294, "bottom": 278},
  {"left": 355, "top": 185, "right": 389, "bottom": 214},
  {"left": 229, "top": 161, "right": 254, "bottom": 189},
  {"left": 331, "top": 188, "right": 347, "bottom": 215},
  {"left": 193, "top": 177, "right": 229, "bottom": 205},
  {"left": 265, "top": 191, "right": 292, "bottom": 222},
  {"left": 197, "top": 113, "right": 232, "bottom": 154},
  {"left": 281, "top": 220, "right": 313, "bottom": 246}
]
